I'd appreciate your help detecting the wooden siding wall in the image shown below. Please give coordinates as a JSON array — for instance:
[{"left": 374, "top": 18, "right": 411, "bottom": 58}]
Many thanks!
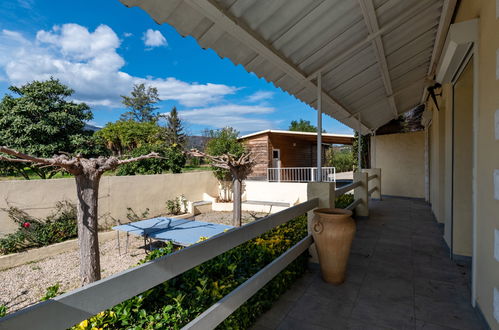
[
  {"left": 243, "top": 135, "right": 270, "bottom": 178},
  {"left": 269, "top": 135, "right": 314, "bottom": 168}
]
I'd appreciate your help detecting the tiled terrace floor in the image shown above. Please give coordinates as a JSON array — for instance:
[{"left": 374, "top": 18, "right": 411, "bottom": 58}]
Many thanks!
[{"left": 253, "top": 197, "right": 486, "bottom": 330}]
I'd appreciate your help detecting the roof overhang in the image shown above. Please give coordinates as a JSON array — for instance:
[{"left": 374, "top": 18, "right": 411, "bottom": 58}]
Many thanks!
[
  {"left": 120, "top": 0, "right": 456, "bottom": 134},
  {"left": 239, "top": 129, "right": 354, "bottom": 145}
]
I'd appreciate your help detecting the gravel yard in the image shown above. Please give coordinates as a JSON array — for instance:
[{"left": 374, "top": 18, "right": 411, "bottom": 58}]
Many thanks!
[
  {"left": 0, "top": 211, "right": 266, "bottom": 315},
  {"left": 0, "top": 235, "right": 147, "bottom": 314}
]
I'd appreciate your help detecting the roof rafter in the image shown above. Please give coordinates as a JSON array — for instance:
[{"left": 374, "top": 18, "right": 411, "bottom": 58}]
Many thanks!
[
  {"left": 305, "top": 0, "right": 442, "bottom": 82},
  {"left": 358, "top": 0, "right": 398, "bottom": 118},
  {"left": 183, "top": 0, "right": 370, "bottom": 132}
]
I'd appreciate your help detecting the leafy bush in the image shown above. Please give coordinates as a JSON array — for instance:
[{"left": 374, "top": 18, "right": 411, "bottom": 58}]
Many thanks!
[
  {"left": 327, "top": 148, "right": 355, "bottom": 173},
  {"left": 204, "top": 127, "right": 245, "bottom": 182},
  {"left": 166, "top": 195, "right": 187, "bottom": 215},
  {"left": 335, "top": 193, "right": 354, "bottom": 209},
  {"left": 41, "top": 283, "right": 63, "bottom": 301},
  {"left": 0, "top": 305, "right": 7, "bottom": 318},
  {"left": 116, "top": 144, "right": 186, "bottom": 176},
  {"left": 126, "top": 207, "right": 150, "bottom": 222},
  {"left": 73, "top": 215, "right": 309, "bottom": 329},
  {"left": 0, "top": 201, "right": 77, "bottom": 254}
]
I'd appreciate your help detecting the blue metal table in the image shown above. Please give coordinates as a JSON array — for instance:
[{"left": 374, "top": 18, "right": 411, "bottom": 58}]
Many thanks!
[{"left": 112, "top": 217, "right": 233, "bottom": 253}]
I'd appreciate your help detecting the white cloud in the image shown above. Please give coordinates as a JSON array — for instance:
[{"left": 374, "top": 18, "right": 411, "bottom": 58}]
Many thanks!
[
  {"left": 247, "top": 90, "right": 273, "bottom": 102},
  {"left": 178, "top": 104, "right": 275, "bottom": 131},
  {"left": 123, "top": 32, "right": 133, "bottom": 38},
  {"left": 0, "top": 24, "right": 237, "bottom": 108},
  {"left": 143, "top": 29, "right": 167, "bottom": 48}
]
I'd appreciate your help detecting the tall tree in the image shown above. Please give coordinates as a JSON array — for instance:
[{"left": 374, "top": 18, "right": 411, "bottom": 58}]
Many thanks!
[
  {"left": 0, "top": 146, "right": 159, "bottom": 285},
  {"left": 162, "top": 106, "right": 186, "bottom": 147},
  {"left": 288, "top": 119, "right": 318, "bottom": 132},
  {"left": 0, "top": 78, "right": 95, "bottom": 179},
  {"left": 95, "top": 121, "right": 161, "bottom": 156},
  {"left": 120, "top": 83, "right": 160, "bottom": 122},
  {"left": 205, "top": 127, "right": 245, "bottom": 201}
]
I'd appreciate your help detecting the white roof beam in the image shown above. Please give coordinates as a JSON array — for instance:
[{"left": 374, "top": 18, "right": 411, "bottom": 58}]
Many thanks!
[
  {"left": 358, "top": 0, "right": 398, "bottom": 118},
  {"left": 184, "top": 0, "right": 370, "bottom": 132},
  {"left": 420, "top": 0, "right": 457, "bottom": 103},
  {"left": 306, "top": 0, "right": 442, "bottom": 81}
]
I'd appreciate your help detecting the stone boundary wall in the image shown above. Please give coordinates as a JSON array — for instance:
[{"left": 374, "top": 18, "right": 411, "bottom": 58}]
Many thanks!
[{"left": 0, "top": 171, "right": 218, "bottom": 236}]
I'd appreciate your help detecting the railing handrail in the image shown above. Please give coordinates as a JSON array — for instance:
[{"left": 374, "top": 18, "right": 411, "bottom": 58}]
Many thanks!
[
  {"left": 267, "top": 166, "right": 335, "bottom": 170},
  {"left": 335, "top": 180, "right": 361, "bottom": 197},
  {"left": 183, "top": 235, "right": 313, "bottom": 329},
  {"left": 0, "top": 199, "right": 319, "bottom": 330}
]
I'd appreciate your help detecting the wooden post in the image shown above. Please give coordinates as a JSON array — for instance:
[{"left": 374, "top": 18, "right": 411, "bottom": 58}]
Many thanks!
[{"left": 353, "top": 172, "right": 368, "bottom": 216}]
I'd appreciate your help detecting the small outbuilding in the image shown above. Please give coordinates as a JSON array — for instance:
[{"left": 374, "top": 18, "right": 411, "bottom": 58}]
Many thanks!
[{"left": 238, "top": 130, "right": 354, "bottom": 180}]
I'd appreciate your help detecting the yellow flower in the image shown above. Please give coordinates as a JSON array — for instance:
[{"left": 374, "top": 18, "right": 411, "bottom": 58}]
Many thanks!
[{"left": 78, "top": 320, "right": 89, "bottom": 329}]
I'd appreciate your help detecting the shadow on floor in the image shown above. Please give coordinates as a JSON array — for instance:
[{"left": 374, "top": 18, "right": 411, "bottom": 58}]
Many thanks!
[{"left": 252, "top": 197, "right": 486, "bottom": 330}]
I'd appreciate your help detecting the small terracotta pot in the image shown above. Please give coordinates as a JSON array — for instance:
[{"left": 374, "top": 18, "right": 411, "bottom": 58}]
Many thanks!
[{"left": 312, "top": 208, "right": 356, "bottom": 285}]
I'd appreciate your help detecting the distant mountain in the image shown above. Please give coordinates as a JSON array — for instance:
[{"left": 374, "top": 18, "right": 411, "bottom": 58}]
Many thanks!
[
  {"left": 84, "top": 123, "right": 102, "bottom": 132},
  {"left": 186, "top": 135, "right": 211, "bottom": 151}
]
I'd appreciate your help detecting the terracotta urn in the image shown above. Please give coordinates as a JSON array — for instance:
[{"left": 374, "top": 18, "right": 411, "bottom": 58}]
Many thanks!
[{"left": 312, "top": 208, "right": 356, "bottom": 285}]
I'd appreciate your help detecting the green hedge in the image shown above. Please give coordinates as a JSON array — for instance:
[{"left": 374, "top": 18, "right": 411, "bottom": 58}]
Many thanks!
[
  {"left": 74, "top": 215, "right": 309, "bottom": 330},
  {"left": 335, "top": 193, "right": 354, "bottom": 209}
]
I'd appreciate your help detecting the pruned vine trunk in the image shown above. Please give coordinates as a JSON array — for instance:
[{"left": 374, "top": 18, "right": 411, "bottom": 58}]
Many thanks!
[
  {"left": 75, "top": 173, "right": 101, "bottom": 285},
  {"left": 233, "top": 178, "right": 242, "bottom": 227}
]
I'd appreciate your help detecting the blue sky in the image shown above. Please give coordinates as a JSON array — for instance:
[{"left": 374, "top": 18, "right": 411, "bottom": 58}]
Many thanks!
[{"left": 0, "top": 0, "right": 353, "bottom": 136}]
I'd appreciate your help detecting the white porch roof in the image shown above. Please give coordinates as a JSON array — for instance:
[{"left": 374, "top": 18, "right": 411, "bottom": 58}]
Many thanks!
[{"left": 120, "top": 0, "right": 455, "bottom": 134}]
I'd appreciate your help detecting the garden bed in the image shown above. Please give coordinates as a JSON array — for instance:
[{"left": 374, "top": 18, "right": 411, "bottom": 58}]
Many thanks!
[{"left": 0, "top": 211, "right": 266, "bottom": 315}]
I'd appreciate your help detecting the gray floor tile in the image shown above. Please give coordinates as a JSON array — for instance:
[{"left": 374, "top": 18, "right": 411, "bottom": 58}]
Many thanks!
[
  {"left": 414, "top": 295, "right": 482, "bottom": 330},
  {"left": 252, "top": 197, "right": 484, "bottom": 330},
  {"left": 350, "top": 293, "right": 415, "bottom": 329},
  {"left": 288, "top": 292, "right": 355, "bottom": 326},
  {"left": 415, "top": 319, "right": 460, "bottom": 330},
  {"left": 276, "top": 316, "right": 333, "bottom": 330}
]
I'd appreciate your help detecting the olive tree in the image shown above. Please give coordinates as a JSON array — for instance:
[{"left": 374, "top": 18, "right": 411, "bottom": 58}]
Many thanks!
[
  {"left": 190, "top": 150, "right": 254, "bottom": 227},
  {"left": 0, "top": 146, "right": 159, "bottom": 285}
]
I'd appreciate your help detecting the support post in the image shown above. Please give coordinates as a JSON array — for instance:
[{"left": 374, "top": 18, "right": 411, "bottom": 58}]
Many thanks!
[
  {"left": 353, "top": 172, "right": 368, "bottom": 217},
  {"left": 363, "top": 168, "right": 382, "bottom": 199},
  {"left": 316, "top": 72, "right": 322, "bottom": 182},
  {"left": 306, "top": 182, "right": 336, "bottom": 262},
  {"left": 357, "top": 114, "right": 362, "bottom": 172},
  {"left": 372, "top": 129, "right": 376, "bottom": 168}
]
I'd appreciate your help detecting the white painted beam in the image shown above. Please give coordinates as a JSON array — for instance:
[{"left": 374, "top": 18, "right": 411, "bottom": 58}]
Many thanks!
[
  {"left": 421, "top": 0, "right": 457, "bottom": 103},
  {"left": 184, "top": 0, "right": 370, "bottom": 132},
  {"left": 306, "top": 0, "right": 442, "bottom": 81},
  {"left": 358, "top": 0, "right": 398, "bottom": 118}
]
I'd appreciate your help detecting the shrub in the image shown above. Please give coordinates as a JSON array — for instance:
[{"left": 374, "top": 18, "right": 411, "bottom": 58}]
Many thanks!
[
  {"left": 0, "top": 201, "right": 77, "bottom": 254},
  {"left": 73, "top": 215, "right": 309, "bottom": 329},
  {"left": 41, "top": 283, "right": 63, "bottom": 301},
  {"left": 335, "top": 193, "right": 354, "bottom": 209},
  {"left": 0, "top": 305, "right": 7, "bottom": 318},
  {"left": 126, "top": 207, "right": 150, "bottom": 222},
  {"left": 166, "top": 195, "right": 187, "bottom": 215}
]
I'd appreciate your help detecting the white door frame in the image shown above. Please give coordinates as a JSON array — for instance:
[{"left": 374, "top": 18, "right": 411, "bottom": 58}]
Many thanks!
[{"left": 435, "top": 18, "right": 479, "bottom": 306}]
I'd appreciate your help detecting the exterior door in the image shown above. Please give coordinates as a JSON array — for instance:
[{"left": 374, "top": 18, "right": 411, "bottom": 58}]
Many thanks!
[
  {"left": 449, "top": 56, "right": 474, "bottom": 258},
  {"left": 272, "top": 149, "right": 281, "bottom": 168}
]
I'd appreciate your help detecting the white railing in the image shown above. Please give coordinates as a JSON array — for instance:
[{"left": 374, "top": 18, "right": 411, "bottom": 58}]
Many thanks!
[
  {"left": 267, "top": 167, "right": 336, "bottom": 182},
  {"left": 0, "top": 199, "right": 319, "bottom": 330}
]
